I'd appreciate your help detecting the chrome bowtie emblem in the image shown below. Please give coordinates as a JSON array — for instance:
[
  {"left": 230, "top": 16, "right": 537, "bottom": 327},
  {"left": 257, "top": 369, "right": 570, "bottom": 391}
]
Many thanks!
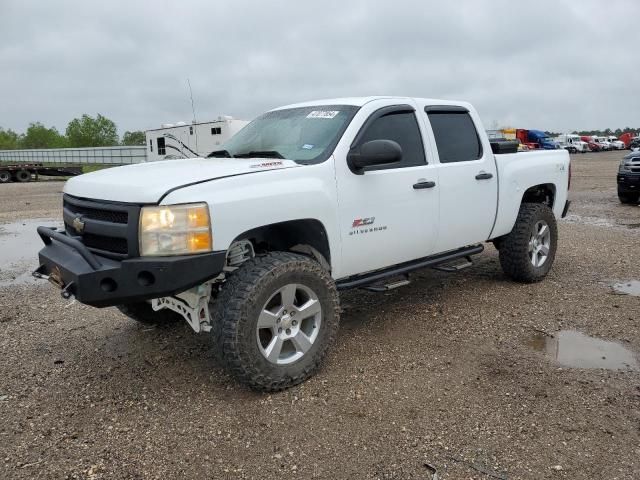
[{"left": 72, "top": 217, "right": 85, "bottom": 233}]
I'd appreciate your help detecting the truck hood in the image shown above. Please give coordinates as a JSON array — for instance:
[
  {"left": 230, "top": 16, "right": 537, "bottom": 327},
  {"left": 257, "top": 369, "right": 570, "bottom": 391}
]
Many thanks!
[{"left": 64, "top": 157, "right": 300, "bottom": 203}]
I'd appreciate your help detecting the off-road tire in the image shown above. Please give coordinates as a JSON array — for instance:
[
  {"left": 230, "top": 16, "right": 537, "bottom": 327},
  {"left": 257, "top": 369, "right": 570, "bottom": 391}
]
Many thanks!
[
  {"left": 211, "top": 251, "right": 340, "bottom": 392},
  {"left": 0, "top": 171, "right": 10, "bottom": 183},
  {"left": 498, "top": 203, "right": 558, "bottom": 283},
  {"left": 618, "top": 192, "right": 639, "bottom": 204},
  {"left": 14, "top": 170, "right": 31, "bottom": 182},
  {"left": 116, "top": 302, "right": 182, "bottom": 326}
]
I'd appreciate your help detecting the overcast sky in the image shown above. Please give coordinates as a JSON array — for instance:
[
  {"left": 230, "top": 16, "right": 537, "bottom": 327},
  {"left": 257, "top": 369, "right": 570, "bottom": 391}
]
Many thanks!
[{"left": 1, "top": 0, "right": 638, "bottom": 135}]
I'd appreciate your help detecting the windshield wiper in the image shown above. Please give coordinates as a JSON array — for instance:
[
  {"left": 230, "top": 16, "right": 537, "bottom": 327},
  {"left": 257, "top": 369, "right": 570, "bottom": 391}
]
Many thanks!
[
  {"left": 207, "top": 149, "right": 232, "bottom": 158},
  {"left": 233, "top": 150, "right": 284, "bottom": 159}
]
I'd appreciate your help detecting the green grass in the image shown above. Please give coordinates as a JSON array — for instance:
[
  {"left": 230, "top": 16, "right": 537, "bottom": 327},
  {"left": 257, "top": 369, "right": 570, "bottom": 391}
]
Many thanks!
[{"left": 82, "top": 165, "right": 112, "bottom": 173}]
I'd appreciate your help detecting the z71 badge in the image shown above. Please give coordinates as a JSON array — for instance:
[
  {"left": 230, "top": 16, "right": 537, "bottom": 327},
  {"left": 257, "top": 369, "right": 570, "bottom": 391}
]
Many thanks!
[
  {"left": 352, "top": 217, "right": 375, "bottom": 228},
  {"left": 349, "top": 217, "right": 387, "bottom": 235}
]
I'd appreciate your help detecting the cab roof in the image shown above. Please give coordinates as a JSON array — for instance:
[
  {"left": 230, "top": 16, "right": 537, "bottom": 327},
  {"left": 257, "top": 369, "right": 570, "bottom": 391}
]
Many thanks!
[{"left": 273, "top": 96, "right": 470, "bottom": 111}]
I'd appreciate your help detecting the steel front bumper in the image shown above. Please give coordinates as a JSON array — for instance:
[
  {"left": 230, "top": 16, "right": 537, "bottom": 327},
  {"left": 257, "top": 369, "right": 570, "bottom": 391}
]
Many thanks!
[{"left": 34, "top": 226, "right": 226, "bottom": 307}]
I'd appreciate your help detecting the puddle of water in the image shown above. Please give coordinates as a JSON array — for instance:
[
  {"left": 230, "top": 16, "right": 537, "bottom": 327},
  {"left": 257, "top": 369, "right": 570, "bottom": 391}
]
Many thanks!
[
  {"left": 612, "top": 281, "right": 640, "bottom": 297},
  {"left": 0, "top": 218, "right": 62, "bottom": 287},
  {"left": 529, "top": 330, "right": 639, "bottom": 371}
]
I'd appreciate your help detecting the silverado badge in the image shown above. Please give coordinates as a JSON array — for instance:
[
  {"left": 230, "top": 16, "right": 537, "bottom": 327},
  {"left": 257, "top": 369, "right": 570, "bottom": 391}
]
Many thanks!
[{"left": 72, "top": 217, "right": 85, "bottom": 233}]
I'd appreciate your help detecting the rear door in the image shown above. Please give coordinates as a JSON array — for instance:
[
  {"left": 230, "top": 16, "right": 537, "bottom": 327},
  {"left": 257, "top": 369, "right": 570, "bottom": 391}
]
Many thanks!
[{"left": 420, "top": 105, "right": 498, "bottom": 253}]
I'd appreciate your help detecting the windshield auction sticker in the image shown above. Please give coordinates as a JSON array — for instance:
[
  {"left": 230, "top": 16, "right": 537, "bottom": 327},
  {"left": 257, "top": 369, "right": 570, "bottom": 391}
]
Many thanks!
[{"left": 306, "top": 111, "right": 339, "bottom": 119}]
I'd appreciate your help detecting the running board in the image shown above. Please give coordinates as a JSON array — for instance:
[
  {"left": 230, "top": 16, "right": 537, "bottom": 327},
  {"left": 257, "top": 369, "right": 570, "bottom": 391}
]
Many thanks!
[
  {"left": 336, "top": 245, "right": 484, "bottom": 291},
  {"left": 432, "top": 255, "right": 474, "bottom": 272},
  {"left": 362, "top": 276, "right": 410, "bottom": 292}
]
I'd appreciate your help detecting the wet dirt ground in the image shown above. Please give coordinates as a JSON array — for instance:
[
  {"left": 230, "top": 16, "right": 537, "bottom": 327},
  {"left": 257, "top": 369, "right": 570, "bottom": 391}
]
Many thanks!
[{"left": 0, "top": 151, "right": 639, "bottom": 479}]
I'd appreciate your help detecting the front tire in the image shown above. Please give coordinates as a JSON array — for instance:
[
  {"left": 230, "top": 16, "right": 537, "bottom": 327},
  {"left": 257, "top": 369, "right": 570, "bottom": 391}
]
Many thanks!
[
  {"left": 498, "top": 203, "right": 558, "bottom": 283},
  {"left": 618, "top": 192, "right": 639, "bottom": 204},
  {"left": 211, "top": 251, "right": 340, "bottom": 392}
]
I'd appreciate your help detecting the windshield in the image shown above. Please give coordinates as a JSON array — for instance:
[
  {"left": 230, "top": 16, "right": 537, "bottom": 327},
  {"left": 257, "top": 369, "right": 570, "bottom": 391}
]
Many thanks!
[{"left": 217, "top": 105, "right": 359, "bottom": 164}]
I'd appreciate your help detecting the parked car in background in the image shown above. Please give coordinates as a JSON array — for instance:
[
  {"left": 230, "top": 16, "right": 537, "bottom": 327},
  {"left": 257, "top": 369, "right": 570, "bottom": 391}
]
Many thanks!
[
  {"left": 607, "top": 136, "right": 626, "bottom": 150},
  {"left": 629, "top": 137, "right": 640, "bottom": 151},
  {"left": 617, "top": 150, "right": 640, "bottom": 204},
  {"left": 580, "top": 136, "right": 601, "bottom": 152},
  {"left": 595, "top": 137, "right": 612, "bottom": 151},
  {"left": 554, "top": 134, "right": 588, "bottom": 153}
]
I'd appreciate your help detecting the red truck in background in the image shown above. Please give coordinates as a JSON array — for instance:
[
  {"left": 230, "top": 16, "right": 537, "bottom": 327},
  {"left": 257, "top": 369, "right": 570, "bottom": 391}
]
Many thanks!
[
  {"left": 619, "top": 133, "right": 639, "bottom": 149},
  {"left": 580, "top": 136, "right": 601, "bottom": 152}
]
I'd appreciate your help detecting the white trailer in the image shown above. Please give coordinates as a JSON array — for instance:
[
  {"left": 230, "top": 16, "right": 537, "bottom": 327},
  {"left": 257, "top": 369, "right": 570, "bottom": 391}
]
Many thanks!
[
  {"left": 553, "top": 134, "right": 588, "bottom": 153},
  {"left": 145, "top": 117, "right": 249, "bottom": 162}
]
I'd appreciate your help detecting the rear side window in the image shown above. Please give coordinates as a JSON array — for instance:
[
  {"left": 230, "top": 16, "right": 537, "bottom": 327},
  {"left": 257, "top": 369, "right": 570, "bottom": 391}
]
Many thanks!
[
  {"left": 357, "top": 111, "right": 426, "bottom": 169},
  {"left": 427, "top": 110, "right": 482, "bottom": 163}
]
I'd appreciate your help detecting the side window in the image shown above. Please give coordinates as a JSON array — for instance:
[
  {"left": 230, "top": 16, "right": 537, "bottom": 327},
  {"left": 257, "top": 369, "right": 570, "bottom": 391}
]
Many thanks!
[
  {"left": 157, "top": 137, "right": 166, "bottom": 155},
  {"left": 427, "top": 111, "right": 482, "bottom": 163},
  {"left": 357, "top": 111, "right": 426, "bottom": 169}
]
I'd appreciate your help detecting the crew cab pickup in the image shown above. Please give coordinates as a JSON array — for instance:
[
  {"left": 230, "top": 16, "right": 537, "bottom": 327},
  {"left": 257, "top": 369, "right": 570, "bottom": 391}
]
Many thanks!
[{"left": 35, "top": 97, "right": 571, "bottom": 391}]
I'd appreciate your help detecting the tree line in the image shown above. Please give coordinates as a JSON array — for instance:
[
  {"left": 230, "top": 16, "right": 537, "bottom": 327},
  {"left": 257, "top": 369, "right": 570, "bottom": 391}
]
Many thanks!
[{"left": 0, "top": 114, "right": 146, "bottom": 150}]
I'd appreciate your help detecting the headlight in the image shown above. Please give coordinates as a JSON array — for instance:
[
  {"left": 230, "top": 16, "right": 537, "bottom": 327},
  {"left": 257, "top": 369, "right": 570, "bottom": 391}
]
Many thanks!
[
  {"left": 139, "top": 203, "right": 212, "bottom": 256},
  {"left": 619, "top": 160, "right": 631, "bottom": 172}
]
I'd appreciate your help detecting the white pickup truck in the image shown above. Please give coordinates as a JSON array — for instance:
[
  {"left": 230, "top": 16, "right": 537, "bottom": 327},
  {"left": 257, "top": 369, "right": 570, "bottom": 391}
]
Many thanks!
[{"left": 35, "top": 96, "right": 571, "bottom": 391}]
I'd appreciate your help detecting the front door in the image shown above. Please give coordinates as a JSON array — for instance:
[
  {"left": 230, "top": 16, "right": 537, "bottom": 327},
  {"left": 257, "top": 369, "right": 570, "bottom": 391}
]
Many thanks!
[{"left": 335, "top": 104, "right": 439, "bottom": 278}]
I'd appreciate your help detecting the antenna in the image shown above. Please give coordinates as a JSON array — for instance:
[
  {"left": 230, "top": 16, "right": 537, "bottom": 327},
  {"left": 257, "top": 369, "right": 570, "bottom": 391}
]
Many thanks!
[{"left": 187, "top": 78, "right": 199, "bottom": 155}]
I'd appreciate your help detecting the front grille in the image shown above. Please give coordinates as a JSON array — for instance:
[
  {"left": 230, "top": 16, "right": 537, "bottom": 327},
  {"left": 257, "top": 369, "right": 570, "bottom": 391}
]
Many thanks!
[
  {"left": 63, "top": 194, "right": 140, "bottom": 259},
  {"left": 64, "top": 203, "right": 128, "bottom": 224},
  {"left": 81, "top": 233, "right": 128, "bottom": 254}
]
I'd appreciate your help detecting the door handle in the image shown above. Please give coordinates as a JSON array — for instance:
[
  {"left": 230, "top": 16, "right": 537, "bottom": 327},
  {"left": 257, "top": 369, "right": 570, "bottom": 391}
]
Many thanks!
[
  {"left": 475, "top": 172, "right": 493, "bottom": 180},
  {"left": 413, "top": 180, "right": 436, "bottom": 189}
]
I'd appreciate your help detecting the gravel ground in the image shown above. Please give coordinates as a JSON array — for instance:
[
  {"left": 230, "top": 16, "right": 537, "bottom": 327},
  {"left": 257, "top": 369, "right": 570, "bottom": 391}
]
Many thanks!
[{"left": 0, "top": 151, "right": 639, "bottom": 479}]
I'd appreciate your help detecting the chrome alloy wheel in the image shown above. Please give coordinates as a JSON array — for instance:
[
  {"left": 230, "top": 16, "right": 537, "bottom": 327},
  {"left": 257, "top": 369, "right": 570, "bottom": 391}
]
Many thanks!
[
  {"left": 256, "top": 283, "right": 322, "bottom": 365},
  {"left": 529, "top": 220, "right": 551, "bottom": 267}
]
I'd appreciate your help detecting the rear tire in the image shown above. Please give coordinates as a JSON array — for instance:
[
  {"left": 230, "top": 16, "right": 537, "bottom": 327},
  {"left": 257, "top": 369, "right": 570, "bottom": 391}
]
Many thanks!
[
  {"left": 0, "top": 171, "right": 10, "bottom": 183},
  {"left": 14, "top": 170, "right": 31, "bottom": 182},
  {"left": 498, "top": 203, "right": 558, "bottom": 283},
  {"left": 618, "top": 192, "right": 639, "bottom": 204},
  {"left": 211, "top": 251, "right": 340, "bottom": 392},
  {"left": 116, "top": 302, "right": 182, "bottom": 326}
]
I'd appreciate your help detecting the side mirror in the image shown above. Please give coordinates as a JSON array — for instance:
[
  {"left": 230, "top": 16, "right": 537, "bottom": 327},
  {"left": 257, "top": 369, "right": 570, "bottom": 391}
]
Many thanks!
[{"left": 347, "top": 139, "right": 402, "bottom": 174}]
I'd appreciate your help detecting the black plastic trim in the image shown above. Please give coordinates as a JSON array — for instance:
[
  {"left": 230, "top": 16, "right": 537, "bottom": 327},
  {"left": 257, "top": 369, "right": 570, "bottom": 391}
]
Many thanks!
[
  {"left": 336, "top": 244, "right": 484, "bottom": 290},
  {"left": 424, "top": 105, "right": 469, "bottom": 114},
  {"left": 561, "top": 200, "right": 571, "bottom": 218}
]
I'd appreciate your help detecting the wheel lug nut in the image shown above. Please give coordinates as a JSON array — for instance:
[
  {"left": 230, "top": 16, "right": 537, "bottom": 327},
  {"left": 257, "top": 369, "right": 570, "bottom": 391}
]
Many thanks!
[
  {"left": 292, "top": 320, "right": 297, "bottom": 326},
  {"left": 286, "top": 328, "right": 291, "bottom": 335},
  {"left": 290, "top": 311, "right": 295, "bottom": 316},
  {"left": 283, "top": 310, "right": 287, "bottom": 315},
  {"left": 278, "top": 327, "right": 283, "bottom": 333}
]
